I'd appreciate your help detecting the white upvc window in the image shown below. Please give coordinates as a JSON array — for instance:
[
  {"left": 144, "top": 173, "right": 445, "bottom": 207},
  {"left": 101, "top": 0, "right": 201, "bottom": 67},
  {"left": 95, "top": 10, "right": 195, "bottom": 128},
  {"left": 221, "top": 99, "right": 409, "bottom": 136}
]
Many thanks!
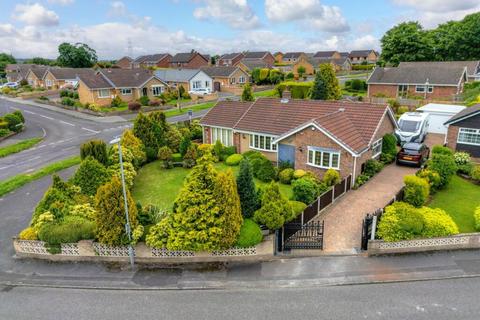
[
  {"left": 307, "top": 147, "right": 340, "bottom": 170},
  {"left": 211, "top": 127, "right": 233, "bottom": 146},
  {"left": 415, "top": 85, "right": 434, "bottom": 93},
  {"left": 249, "top": 134, "right": 277, "bottom": 152},
  {"left": 121, "top": 88, "right": 132, "bottom": 95},
  {"left": 192, "top": 80, "right": 202, "bottom": 89},
  {"left": 457, "top": 128, "right": 480, "bottom": 146},
  {"left": 45, "top": 79, "right": 53, "bottom": 87},
  {"left": 238, "top": 76, "right": 245, "bottom": 84},
  {"left": 152, "top": 85, "right": 163, "bottom": 96},
  {"left": 230, "top": 77, "right": 236, "bottom": 85},
  {"left": 98, "top": 89, "right": 110, "bottom": 98},
  {"left": 371, "top": 138, "right": 383, "bottom": 158}
]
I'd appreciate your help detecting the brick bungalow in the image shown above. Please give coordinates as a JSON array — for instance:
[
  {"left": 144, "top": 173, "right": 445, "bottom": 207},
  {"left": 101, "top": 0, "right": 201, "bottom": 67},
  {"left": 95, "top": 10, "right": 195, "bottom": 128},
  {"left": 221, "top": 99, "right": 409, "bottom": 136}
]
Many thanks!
[
  {"left": 114, "top": 56, "right": 133, "bottom": 69},
  {"left": 367, "top": 65, "right": 467, "bottom": 100},
  {"left": 200, "top": 66, "right": 249, "bottom": 93},
  {"left": 242, "top": 51, "right": 276, "bottom": 65},
  {"left": 309, "top": 57, "right": 352, "bottom": 72},
  {"left": 399, "top": 61, "right": 480, "bottom": 82},
  {"left": 77, "top": 69, "right": 167, "bottom": 106},
  {"left": 5, "top": 64, "right": 35, "bottom": 83},
  {"left": 25, "top": 66, "right": 49, "bottom": 88},
  {"left": 444, "top": 104, "right": 480, "bottom": 159},
  {"left": 43, "top": 68, "right": 94, "bottom": 89},
  {"left": 217, "top": 53, "right": 245, "bottom": 67},
  {"left": 349, "top": 50, "right": 379, "bottom": 64},
  {"left": 132, "top": 53, "right": 172, "bottom": 69},
  {"left": 281, "top": 52, "right": 309, "bottom": 64},
  {"left": 169, "top": 51, "right": 209, "bottom": 69},
  {"left": 200, "top": 96, "right": 397, "bottom": 184}
]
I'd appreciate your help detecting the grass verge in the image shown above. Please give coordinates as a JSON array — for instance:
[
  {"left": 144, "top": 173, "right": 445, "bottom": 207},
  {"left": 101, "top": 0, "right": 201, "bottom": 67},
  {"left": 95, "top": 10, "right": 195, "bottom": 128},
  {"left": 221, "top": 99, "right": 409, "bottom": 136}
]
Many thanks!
[
  {"left": 0, "top": 156, "right": 81, "bottom": 197},
  {"left": 164, "top": 101, "right": 216, "bottom": 118},
  {"left": 0, "top": 137, "right": 43, "bottom": 158}
]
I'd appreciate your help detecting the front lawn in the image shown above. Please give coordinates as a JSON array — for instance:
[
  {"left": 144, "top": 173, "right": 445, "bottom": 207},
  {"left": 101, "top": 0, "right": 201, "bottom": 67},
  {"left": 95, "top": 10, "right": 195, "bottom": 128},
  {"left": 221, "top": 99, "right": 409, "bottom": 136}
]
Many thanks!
[
  {"left": 428, "top": 175, "right": 480, "bottom": 233},
  {"left": 132, "top": 161, "right": 293, "bottom": 210},
  {"left": 163, "top": 102, "right": 216, "bottom": 118}
]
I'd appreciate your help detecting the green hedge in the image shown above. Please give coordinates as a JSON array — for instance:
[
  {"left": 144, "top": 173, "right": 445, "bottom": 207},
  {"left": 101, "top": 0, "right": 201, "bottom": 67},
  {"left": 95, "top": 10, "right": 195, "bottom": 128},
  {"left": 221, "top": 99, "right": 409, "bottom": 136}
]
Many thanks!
[{"left": 276, "top": 81, "right": 313, "bottom": 99}]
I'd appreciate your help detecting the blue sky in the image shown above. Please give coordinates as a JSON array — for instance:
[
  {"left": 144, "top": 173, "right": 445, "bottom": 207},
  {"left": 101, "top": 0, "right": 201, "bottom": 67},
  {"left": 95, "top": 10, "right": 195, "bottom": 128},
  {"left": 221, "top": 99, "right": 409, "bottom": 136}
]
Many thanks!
[{"left": 0, "top": 0, "right": 478, "bottom": 59}]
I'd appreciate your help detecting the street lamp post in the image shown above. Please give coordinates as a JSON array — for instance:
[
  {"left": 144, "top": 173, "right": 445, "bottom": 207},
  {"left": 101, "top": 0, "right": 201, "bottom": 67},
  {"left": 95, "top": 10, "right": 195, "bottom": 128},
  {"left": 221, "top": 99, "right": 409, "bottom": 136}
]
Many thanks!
[{"left": 109, "top": 137, "right": 135, "bottom": 269}]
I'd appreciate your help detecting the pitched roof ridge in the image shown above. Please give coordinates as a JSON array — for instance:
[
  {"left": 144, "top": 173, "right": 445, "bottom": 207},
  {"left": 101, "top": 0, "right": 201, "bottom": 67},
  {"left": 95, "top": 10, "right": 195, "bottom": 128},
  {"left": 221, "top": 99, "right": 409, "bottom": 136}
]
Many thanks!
[{"left": 232, "top": 99, "right": 257, "bottom": 129}]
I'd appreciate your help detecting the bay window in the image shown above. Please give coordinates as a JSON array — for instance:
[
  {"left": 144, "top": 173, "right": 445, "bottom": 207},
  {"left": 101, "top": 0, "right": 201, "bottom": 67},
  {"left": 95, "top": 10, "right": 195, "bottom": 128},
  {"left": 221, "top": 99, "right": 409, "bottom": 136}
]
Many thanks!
[
  {"left": 307, "top": 147, "right": 340, "bottom": 170},
  {"left": 249, "top": 134, "right": 277, "bottom": 151}
]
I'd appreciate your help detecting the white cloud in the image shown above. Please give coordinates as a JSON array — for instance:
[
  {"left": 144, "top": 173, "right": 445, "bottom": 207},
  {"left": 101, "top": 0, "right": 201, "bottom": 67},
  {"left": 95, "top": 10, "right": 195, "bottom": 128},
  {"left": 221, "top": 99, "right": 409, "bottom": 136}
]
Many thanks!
[
  {"left": 107, "top": 1, "right": 152, "bottom": 29},
  {"left": 13, "top": 3, "right": 59, "bottom": 27},
  {"left": 47, "top": 0, "right": 74, "bottom": 5},
  {"left": 351, "top": 34, "right": 378, "bottom": 50},
  {"left": 392, "top": 0, "right": 480, "bottom": 28},
  {"left": 193, "top": 0, "right": 261, "bottom": 30},
  {"left": 265, "top": 0, "right": 349, "bottom": 33},
  {"left": 0, "top": 24, "right": 17, "bottom": 37},
  {"left": 109, "top": 1, "right": 127, "bottom": 17}
]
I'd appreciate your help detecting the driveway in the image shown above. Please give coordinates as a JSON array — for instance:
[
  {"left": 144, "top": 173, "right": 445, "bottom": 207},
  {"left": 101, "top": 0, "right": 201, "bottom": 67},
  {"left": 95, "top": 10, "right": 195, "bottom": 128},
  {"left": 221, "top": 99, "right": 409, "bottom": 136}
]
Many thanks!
[{"left": 315, "top": 164, "right": 417, "bottom": 254}]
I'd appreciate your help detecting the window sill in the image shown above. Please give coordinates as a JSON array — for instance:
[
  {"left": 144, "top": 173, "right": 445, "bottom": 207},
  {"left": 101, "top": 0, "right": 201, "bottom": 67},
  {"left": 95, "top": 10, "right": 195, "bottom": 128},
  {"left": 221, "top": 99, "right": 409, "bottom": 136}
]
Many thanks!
[
  {"left": 249, "top": 147, "right": 277, "bottom": 153},
  {"left": 307, "top": 163, "right": 340, "bottom": 170}
]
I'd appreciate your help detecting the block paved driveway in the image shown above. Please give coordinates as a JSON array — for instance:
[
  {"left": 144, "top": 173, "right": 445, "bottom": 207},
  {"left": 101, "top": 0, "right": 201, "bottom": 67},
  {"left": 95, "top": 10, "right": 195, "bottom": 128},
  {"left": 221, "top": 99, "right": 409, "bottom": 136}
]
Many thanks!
[
  {"left": 315, "top": 164, "right": 417, "bottom": 254},
  {"left": 315, "top": 133, "right": 444, "bottom": 254}
]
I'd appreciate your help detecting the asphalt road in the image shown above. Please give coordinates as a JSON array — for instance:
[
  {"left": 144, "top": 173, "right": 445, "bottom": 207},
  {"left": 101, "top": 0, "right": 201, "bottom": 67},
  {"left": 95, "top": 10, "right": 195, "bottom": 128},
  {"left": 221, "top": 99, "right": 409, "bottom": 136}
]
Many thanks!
[{"left": 1, "top": 277, "right": 479, "bottom": 319}]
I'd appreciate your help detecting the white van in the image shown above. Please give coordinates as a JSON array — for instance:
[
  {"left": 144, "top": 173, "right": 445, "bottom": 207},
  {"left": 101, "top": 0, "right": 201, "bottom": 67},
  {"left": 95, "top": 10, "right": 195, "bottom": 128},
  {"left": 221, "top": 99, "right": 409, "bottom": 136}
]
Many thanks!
[{"left": 395, "top": 112, "right": 430, "bottom": 145}]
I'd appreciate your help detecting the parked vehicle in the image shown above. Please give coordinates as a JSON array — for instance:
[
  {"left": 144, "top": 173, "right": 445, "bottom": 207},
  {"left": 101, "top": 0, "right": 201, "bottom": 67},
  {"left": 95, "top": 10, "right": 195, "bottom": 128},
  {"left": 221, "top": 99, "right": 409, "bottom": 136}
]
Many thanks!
[
  {"left": 188, "top": 88, "right": 211, "bottom": 95},
  {"left": 396, "top": 142, "right": 430, "bottom": 167},
  {"left": 0, "top": 82, "right": 19, "bottom": 89},
  {"left": 395, "top": 112, "right": 429, "bottom": 145}
]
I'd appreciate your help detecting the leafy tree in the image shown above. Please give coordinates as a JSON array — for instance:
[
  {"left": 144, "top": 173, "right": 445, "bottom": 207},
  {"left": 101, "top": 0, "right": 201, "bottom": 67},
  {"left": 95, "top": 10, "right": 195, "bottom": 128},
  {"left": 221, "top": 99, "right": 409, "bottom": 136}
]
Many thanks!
[
  {"left": 157, "top": 146, "right": 173, "bottom": 169},
  {"left": 254, "top": 182, "right": 293, "bottom": 230},
  {"left": 297, "top": 66, "right": 306, "bottom": 78},
  {"left": 241, "top": 83, "right": 254, "bottom": 102},
  {"left": 403, "top": 175, "right": 430, "bottom": 207},
  {"left": 107, "top": 161, "right": 137, "bottom": 189},
  {"left": 72, "top": 157, "right": 110, "bottom": 196},
  {"left": 94, "top": 176, "right": 139, "bottom": 245},
  {"left": 133, "top": 111, "right": 168, "bottom": 157},
  {"left": 428, "top": 154, "right": 457, "bottom": 188},
  {"left": 311, "top": 64, "right": 340, "bottom": 100},
  {"left": 164, "top": 125, "right": 182, "bottom": 152},
  {"left": 57, "top": 42, "right": 98, "bottom": 68},
  {"left": 236, "top": 159, "right": 259, "bottom": 218},
  {"left": 121, "top": 129, "right": 146, "bottom": 168},
  {"left": 0, "top": 53, "right": 16, "bottom": 77},
  {"left": 214, "top": 170, "right": 243, "bottom": 248},
  {"left": 80, "top": 140, "right": 108, "bottom": 165},
  {"left": 179, "top": 136, "right": 192, "bottom": 157},
  {"left": 26, "top": 57, "right": 53, "bottom": 66},
  {"left": 251, "top": 68, "right": 261, "bottom": 84}
]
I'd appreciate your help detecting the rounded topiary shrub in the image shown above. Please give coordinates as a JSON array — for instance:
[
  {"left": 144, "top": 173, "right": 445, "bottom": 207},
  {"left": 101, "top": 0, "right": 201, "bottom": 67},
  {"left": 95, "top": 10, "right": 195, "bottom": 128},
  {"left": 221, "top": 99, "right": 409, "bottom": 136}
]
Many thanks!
[
  {"left": 376, "top": 202, "right": 424, "bottom": 242},
  {"left": 403, "top": 175, "right": 430, "bottom": 207},
  {"left": 278, "top": 168, "right": 294, "bottom": 184},
  {"left": 19, "top": 227, "right": 37, "bottom": 240},
  {"left": 293, "top": 169, "right": 307, "bottom": 180},
  {"left": 432, "top": 145, "right": 453, "bottom": 156},
  {"left": 226, "top": 154, "right": 243, "bottom": 166},
  {"left": 323, "top": 168, "right": 340, "bottom": 186},
  {"left": 250, "top": 156, "right": 275, "bottom": 182},
  {"left": 292, "top": 177, "right": 318, "bottom": 205},
  {"left": 235, "top": 219, "right": 263, "bottom": 248},
  {"left": 419, "top": 207, "right": 459, "bottom": 238},
  {"left": 128, "top": 101, "right": 141, "bottom": 111},
  {"left": 428, "top": 153, "right": 457, "bottom": 188},
  {"left": 289, "top": 200, "right": 307, "bottom": 218}
]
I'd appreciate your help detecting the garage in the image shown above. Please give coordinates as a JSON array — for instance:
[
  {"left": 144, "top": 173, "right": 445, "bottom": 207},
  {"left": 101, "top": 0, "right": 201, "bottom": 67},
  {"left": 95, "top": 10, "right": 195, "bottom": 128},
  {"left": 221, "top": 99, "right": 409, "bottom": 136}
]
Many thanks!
[{"left": 417, "top": 103, "right": 466, "bottom": 134}]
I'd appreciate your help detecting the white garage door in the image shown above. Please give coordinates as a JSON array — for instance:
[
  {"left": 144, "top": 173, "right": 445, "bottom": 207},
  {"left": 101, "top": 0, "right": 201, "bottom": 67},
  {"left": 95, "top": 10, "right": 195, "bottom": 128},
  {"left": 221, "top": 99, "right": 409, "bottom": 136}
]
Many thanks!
[{"left": 427, "top": 113, "right": 453, "bottom": 134}]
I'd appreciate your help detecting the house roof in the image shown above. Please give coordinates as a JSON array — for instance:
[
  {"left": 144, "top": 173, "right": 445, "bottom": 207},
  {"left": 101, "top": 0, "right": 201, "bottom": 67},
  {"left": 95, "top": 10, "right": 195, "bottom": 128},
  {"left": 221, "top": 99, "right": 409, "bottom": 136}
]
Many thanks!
[
  {"left": 78, "top": 72, "right": 113, "bottom": 89},
  {"left": 367, "top": 66, "right": 466, "bottom": 86},
  {"left": 29, "top": 66, "right": 49, "bottom": 79},
  {"left": 417, "top": 103, "right": 466, "bottom": 114},
  {"left": 117, "top": 56, "right": 133, "bottom": 62},
  {"left": 398, "top": 61, "right": 480, "bottom": 77},
  {"left": 339, "top": 52, "right": 349, "bottom": 58},
  {"left": 79, "top": 68, "right": 160, "bottom": 89},
  {"left": 171, "top": 52, "right": 208, "bottom": 63},
  {"left": 283, "top": 52, "right": 304, "bottom": 59},
  {"left": 309, "top": 57, "right": 350, "bottom": 67},
  {"left": 154, "top": 68, "right": 204, "bottom": 82},
  {"left": 219, "top": 53, "right": 243, "bottom": 60},
  {"left": 46, "top": 67, "right": 94, "bottom": 80},
  {"left": 314, "top": 51, "right": 339, "bottom": 58},
  {"left": 243, "top": 51, "right": 271, "bottom": 59},
  {"left": 444, "top": 104, "right": 480, "bottom": 125},
  {"left": 5, "top": 64, "right": 36, "bottom": 81},
  {"left": 350, "top": 50, "right": 378, "bottom": 58},
  {"left": 239, "top": 59, "right": 271, "bottom": 70},
  {"left": 200, "top": 66, "right": 243, "bottom": 78},
  {"left": 134, "top": 53, "right": 170, "bottom": 64},
  {"left": 200, "top": 98, "right": 393, "bottom": 154}
]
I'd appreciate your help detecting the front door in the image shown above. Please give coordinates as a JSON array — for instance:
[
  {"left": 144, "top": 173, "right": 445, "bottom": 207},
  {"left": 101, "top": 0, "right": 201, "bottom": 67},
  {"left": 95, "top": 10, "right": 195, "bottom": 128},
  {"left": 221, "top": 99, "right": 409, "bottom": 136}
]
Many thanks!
[
  {"left": 278, "top": 144, "right": 296, "bottom": 167},
  {"left": 142, "top": 87, "right": 148, "bottom": 96},
  {"left": 214, "top": 81, "right": 221, "bottom": 92}
]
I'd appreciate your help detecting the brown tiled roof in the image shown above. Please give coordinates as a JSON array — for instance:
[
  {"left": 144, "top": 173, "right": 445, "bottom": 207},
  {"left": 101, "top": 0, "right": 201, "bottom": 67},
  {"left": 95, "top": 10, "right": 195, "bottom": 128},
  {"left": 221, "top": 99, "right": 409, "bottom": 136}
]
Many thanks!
[
  {"left": 239, "top": 59, "right": 271, "bottom": 70},
  {"left": 314, "top": 51, "right": 338, "bottom": 58},
  {"left": 100, "top": 69, "right": 156, "bottom": 87},
  {"left": 220, "top": 53, "right": 243, "bottom": 60},
  {"left": 78, "top": 72, "right": 113, "bottom": 89},
  {"left": 398, "top": 61, "right": 480, "bottom": 77},
  {"left": 171, "top": 52, "right": 208, "bottom": 63},
  {"left": 350, "top": 50, "right": 377, "bottom": 58},
  {"left": 200, "top": 101, "right": 253, "bottom": 128},
  {"left": 244, "top": 51, "right": 271, "bottom": 59},
  {"left": 133, "top": 53, "right": 170, "bottom": 64},
  {"left": 47, "top": 67, "right": 94, "bottom": 80},
  {"left": 29, "top": 66, "right": 49, "bottom": 78},
  {"left": 200, "top": 66, "right": 243, "bottom": 77},
  {"left": 445, "top": 104, "right": 480, "bottom": 125},
  {"left": 201, "top": 98, "right": 392, "bottom": 153},
  {"left": 283, "top": 52, "right": 304, "bottom": 59},
  {"left": 368, "top": 66, "right": 466, "bottom": 86}
]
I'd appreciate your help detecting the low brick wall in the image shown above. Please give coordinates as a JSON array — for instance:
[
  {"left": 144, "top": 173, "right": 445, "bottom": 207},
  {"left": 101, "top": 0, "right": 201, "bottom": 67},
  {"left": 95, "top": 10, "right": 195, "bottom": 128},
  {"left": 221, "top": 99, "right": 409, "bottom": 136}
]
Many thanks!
[
  {"left": 368, "top": 233, "right": 480, "bottom": 255},
  {"left": 13, "top": 236, "right": 274, "bottom": 264}
]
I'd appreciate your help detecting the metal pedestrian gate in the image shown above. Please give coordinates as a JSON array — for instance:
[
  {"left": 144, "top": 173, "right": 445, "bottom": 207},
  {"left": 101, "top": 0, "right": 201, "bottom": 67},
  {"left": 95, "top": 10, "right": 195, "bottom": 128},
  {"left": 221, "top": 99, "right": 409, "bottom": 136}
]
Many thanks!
[{"left": 276, "top": 221, "right": 324, "bottom": 252}]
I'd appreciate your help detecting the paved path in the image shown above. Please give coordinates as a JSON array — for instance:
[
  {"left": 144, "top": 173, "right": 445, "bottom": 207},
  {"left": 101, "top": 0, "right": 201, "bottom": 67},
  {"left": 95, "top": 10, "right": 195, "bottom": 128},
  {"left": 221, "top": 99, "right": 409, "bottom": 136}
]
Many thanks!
[{"left": 316, "top": 164, "right": 417, "bottom": 254}]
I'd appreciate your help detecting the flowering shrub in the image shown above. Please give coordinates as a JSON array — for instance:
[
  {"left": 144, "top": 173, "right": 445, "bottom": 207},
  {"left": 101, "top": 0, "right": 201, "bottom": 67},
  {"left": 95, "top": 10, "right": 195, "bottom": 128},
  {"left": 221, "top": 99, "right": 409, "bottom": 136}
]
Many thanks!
[{"left": 453, "top": 152, "right": 471, "bottom": 165}]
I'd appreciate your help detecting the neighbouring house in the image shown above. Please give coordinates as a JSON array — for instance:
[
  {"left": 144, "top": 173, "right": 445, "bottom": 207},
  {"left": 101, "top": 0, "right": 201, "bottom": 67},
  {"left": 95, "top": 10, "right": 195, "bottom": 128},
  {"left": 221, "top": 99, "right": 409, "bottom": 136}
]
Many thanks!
[
  {"left": 25, "top": 66, "right": 49, "bottom": 88},
  {"left": 314, "top": 51, "right": 342, "bottom": 60},
  {"left": 291, "top": 56, "right": 315, "bottom": 77},
  {"left": 417, "top": 103, "right": 466, "bottom": 134},
  {"left": 5, "top": 64, "right": 36, "bottom": 83},
  {"left": 217, "top": 53, "right": 244, "bottom": 67},
  {"left": 200, "top": 97, "right": 397, "bottom": 183},
  {"left": 169, "top": 51, "right": 209, "bottom": 69},
  {"left": 43, "top": 68, "right": 95, "bottom": 89},
  {"left": 281, "top": 52, "right": 309, "bottom": 64},
  {"left": 367, "top": 65, "right": 467, "bottom": 100},
  {"left": 445, "top": 104, "right": 480, "bottom": 159},
  {"left": 77, "top": 69, "right": 167, "bottom": 106},
  {"left": 200, "top": 66, "right": 249, "bottom": 93},
  {"left": 399, "top": 61, "right": 480, "bottom": 82},
  {"left": 114, "top": 56, "right": 133, "bottom": 69},
  {"left": 236, "top": 60, "right": 272, "bottom": 73},
  {"left": 154, "top": 68, "right": 213, "bottom": 93},
  {"left": 339, "top": 52, "right": 349, "bottom": 59},
  {"left": 310, "top": 57, "right": 352, "bottom": 72},
  {"left": 274, "top": 52, "right": 284, "bottom": 63},
  {"left": 132, "top": 54, "right": 172, "bottom": 69},
  {"left": 349, "top": 50, "right": 379, "bottom": 65},
  {"left": 242, "top": 51, "right": 276, "bottom": 65}
]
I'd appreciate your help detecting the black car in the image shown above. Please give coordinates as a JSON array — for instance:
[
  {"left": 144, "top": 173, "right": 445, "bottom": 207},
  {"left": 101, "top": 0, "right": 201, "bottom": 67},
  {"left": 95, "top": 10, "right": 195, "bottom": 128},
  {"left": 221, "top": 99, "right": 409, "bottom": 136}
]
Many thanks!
[{"left": 396, "top": 142, "right": 430, "bottom": 167}]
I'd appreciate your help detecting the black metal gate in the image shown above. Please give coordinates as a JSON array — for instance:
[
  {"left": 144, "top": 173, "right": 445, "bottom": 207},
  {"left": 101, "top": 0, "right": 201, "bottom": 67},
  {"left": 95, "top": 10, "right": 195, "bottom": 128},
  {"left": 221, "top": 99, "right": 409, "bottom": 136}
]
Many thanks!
[{"left": 277, "top": 221, "right": 324, "bottom": 251}]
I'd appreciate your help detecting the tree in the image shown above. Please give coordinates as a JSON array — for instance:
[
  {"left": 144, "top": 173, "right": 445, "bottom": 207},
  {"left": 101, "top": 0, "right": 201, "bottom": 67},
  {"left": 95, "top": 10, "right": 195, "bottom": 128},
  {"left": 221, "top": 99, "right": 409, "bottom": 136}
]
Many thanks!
[
  {"left": 0, "top": 53, "right": 16, "bottom": 78},
  {"left": 179, "top": 136, "right": 192, "bottom": 157},
  {"left": 57, "top": 42, "right": 98, "bottom": 68},
  {"left": 94, "top": 176, "right": 139, "bottom": 245},
  {"left": 297, "top": 66, "right": 306, "bottom": 78},
  {"left": 26, "top": 57, "right": 53, "bottom": 66},
  {"left": 310, "top": 64, "right": 340, "bottom": 100},
  {"left": 236, "top": 159, "right": 259, "bottom": 218},
  {"left": 80, "top": 140, "right": 108, "bottom": 166},
  {"left": 133, "top": 111, "right": 168, "bottom": 158},
  {"left": 72, "top": 157, "right": 110, "bottom": 196},
  {"left": 380, "top": 22, "right": 434, "bottom": 66},
  {"left": 310, "top": 71, "right": 327, "bottom": 100},
  {"left": 241, "top": 83, "right": 254, "bottom": 102},
  {"left": 121, "top": 129, "right": 146, "bottom": 169},
  {"left": 214, "top": 170, "right": 243, "bottom": 248},
  {"left": 254, "top": 182, "right": 293, "bottom": 230}
]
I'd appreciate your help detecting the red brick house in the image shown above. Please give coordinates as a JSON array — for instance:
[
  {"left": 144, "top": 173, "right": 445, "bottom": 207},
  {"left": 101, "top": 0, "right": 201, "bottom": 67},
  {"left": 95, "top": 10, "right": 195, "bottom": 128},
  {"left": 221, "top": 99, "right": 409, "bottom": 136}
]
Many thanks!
[
  {"left": 200, "top": 97, "right": 397, "bottom": 184},
  {"left": 217, "top": 53, "right": 245, "bottom": 67},
  {"left": 349, "top": 50, "right": 379, "bottom": 64},
  {"left": 242, "top": 51, "right": 276, "bottom": 65},
  {"left": 445, "top": 104, "right": 480, "bottom": 159},
  {"left": 132, "top": 54, "right": 171, "bottom": 69},
  {"left": 169, "top": 51, "right": 209, "bottom": 69},
  {"left": 367, "top": 65, "right": 467, "bottom": 101},
  {"left": 115, "top": 56, "right": 133, "bottom": 69}
]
